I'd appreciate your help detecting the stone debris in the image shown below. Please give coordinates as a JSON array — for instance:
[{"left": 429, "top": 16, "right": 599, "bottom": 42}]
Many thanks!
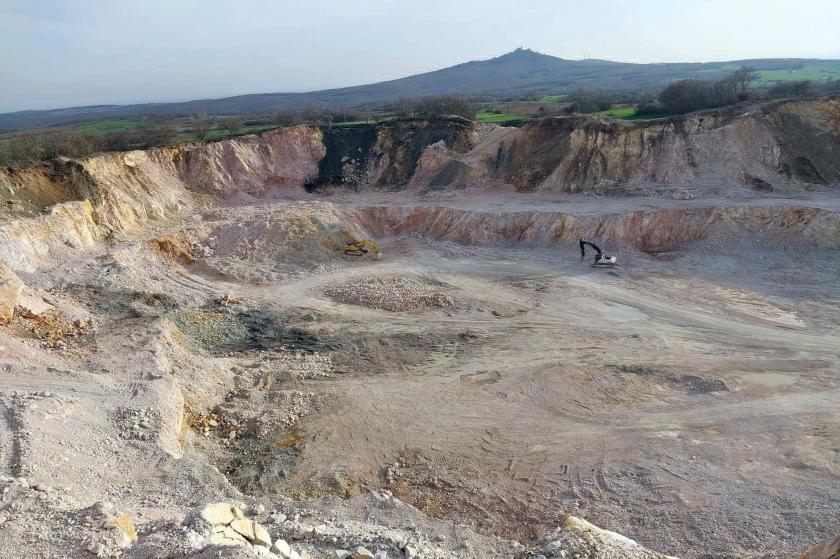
[
  {"left": 16, "top": 289, "right": 55, "bottom": 318},
  {"left": 216, "top": 293, "right": 245, "bottom": 306},
  {"left": 543, "top": 516, "right": 677, "bottom": 559},
  {"left": 186, "top": 405, "right": 240, "bottom": 440},
  {"left": 269, "top": 497, "right": 457, "bottom": 559},
  {"left": 325, "top": 276, "right": 454, "bottom": 312},
  {"left": 25, "top": 311, "right": 91, "bottom": 348},
  {"left": 271, "top": 539, "right": 293, "bottom": 558},
  {"left": 185, "top": 503, "right": 279, "bottom": 556},
  {"left": 112, "top": 407, "right": 160, "bottom": 441},
  {"left": 276, "top": 352, "right": 334, "bottom": 380},
  {"left": 80, "top": 502, "right": 138, "bottom": 558},
  {"left": 152, "top": 235, "right": 197, "bottom": 264}
]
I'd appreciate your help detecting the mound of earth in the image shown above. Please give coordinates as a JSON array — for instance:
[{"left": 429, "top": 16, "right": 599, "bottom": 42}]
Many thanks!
[
  {"left": 325, "top": 276, "right": 455, "bottom": 312},
  {"left": 188, "top": 202, "right": 366, "bottom": 282}
]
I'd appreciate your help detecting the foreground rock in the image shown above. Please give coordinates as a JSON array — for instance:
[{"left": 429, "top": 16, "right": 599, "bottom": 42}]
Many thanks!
[
  {"left": 800, "top": 534, "right": 840, "bottom": 559},
  {"left": 543, "top": 516, "right": 677, "bottom": 559},
  {"left": 81, "top": 502, "right": 138, "bottom": 558},
  {"left": 185, "top": 503, "right": 274, "bottom": 554}
]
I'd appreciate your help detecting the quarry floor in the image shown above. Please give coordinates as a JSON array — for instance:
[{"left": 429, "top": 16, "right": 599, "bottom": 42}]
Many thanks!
[{"left": 2, "top": 192, "right": 840, "bottom": 558}]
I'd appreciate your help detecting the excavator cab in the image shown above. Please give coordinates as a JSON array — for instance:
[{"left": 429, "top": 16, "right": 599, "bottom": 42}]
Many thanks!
[
  {"left": 580, "top": 239, "right": 616, "bottom": 267},
  {"left": 344, "top": 239, "right": 382, "bottom": 259}
]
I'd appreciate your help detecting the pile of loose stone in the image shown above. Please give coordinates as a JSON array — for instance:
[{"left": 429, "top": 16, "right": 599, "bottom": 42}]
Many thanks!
[
  {"left": 112, "top": 407, "right": 160, "bottom": 441},
  {"left": 325, "top": 276, "right": 454, "bottom": 313},
  {"left": 130, "top": 501, "right": 448, "bottom": 559}
]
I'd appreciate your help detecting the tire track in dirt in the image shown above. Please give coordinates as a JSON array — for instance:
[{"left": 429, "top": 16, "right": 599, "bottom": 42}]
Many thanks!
[{"left": 0, "top": 402, "right": 22, "bottom": 477}]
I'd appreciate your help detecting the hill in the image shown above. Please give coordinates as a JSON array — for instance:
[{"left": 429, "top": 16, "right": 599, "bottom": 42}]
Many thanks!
[{"left": 3, "top": 48, "right": 840, "bottom": 131}]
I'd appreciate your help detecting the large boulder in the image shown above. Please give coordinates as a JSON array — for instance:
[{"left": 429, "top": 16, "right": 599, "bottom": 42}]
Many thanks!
[{"left": 183, "top": 503, "right": 276, "bottom": 556}]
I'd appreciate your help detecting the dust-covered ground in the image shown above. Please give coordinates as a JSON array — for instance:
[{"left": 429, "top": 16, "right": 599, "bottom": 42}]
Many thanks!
[{"left": 1, "top": 192, "right": 839, "bottom": 558}]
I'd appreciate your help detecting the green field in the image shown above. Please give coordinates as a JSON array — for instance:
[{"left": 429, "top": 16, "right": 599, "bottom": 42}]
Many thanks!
[
  {"left": 599, "top": 107, "right": 670, "bottom": 120},
  {"left": 171, "top": 123, "right": 281, "bottom": 143},
  {"left": 476, "top": 109, "right": 528, "bottom": 123},
  {"left": 539, "top": 94, "right": 567, "bottom": 103},
  {"left": 331, "top": 116, "right": 396, "bottom": 127},
  {"left": 72, "top": 119, "right": 148, "bottom": 134},
  {"left": 757, "top": 64, "right": 840, "bottom": 84}
]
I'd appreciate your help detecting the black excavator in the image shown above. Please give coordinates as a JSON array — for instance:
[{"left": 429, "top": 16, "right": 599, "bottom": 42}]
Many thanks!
[{"left": 579, "top": 239, "right": 617, "bottom": 267}]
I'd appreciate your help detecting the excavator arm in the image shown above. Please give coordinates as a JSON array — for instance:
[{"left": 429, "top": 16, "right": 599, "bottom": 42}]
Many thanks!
[
  {"left": 579, "top": 239, "right": 616, "bottom": 266},
  {"left": 579, "top": 239, "right": 603, "bottom": 259}
]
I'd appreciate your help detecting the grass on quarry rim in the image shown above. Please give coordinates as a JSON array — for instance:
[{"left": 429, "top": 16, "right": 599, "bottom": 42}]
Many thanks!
[
  {"left": 476, "top": 110, "right": 528, "bottom": 123},
  {"left": 330, "top": 116, "right": 396, "bottom": 127},
  {"left": 599, "top": 107, "right": 671, "bottom": 120},
  {"left": 173, "top": 123, "right": 281, "bottom": 143}
]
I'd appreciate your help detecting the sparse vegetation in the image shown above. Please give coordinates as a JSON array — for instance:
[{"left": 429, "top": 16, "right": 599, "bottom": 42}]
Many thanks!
[
  {"left": 73, "top": 119, "right": 148, "bottom": 135},
  {"left": 386, "top": 96, "right": 476, "bottom": 119},
  {"left": 657, "top": 67, "right": 753, "bottom": 114},
  {"left": 599, "top": 107, "right": 669, "bottom": 120},
  {"left": 476, "top": 109, "right": 527, "bottom": 123},
  {"left": 767, "top": 80, "right": 814, "bottom": 98},
  {"left": 565, "top": 90, "right": 613, "bottom": 113}
]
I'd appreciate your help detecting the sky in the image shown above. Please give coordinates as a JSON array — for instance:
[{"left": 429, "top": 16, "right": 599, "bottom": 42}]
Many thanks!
[{"left": 2, "top": 0, "right": 839, "bottom": 113}]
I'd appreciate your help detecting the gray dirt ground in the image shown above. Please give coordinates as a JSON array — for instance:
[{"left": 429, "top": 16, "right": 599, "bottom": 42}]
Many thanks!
[{"left": 1, "top": 192, "right": 839, "bottom": 558}]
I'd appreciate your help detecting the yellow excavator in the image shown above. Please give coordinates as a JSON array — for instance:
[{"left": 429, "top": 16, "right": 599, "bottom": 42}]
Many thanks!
[{"left": 344, "top": 239, "right": 381, "bottom": 259}]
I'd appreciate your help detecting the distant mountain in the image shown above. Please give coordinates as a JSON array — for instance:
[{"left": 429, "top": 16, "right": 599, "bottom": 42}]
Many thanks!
[{"left": 3, "top": 48, "right": 839, "bottom": 131}]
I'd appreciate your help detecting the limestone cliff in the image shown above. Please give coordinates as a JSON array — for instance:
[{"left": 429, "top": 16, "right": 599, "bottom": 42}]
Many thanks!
[
  {"left": 352, "top": 204, "right": 840, "bottom": 252},
  {"left": 2, "top": 99, "right": 839, "bottom": 271},
  {"left": 418, "top": 97, "right": 840, "bottom": 192}
]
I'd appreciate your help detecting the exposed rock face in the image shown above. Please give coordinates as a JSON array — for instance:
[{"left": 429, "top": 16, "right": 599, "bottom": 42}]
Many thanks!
[
  {"left": 0, "top": 126, "right": 323, "bottom": 271},
  {"left": 353, "top": 204, "right": 840, "bottom": 252},
  {"left": 1, "top": 99, "right": 838, "bottom": 274},
  {"left": 0, "top": 165, "right": 80, "bottom": 219},
  {"left": 313, "top": 117, "right": 476, "bottom": 189},
  {"left": 177, "top": 126, "right": 325, "bottom": 197},
  {"left": 0, "top": 199, "right": 99, "bottom": 272},
  {"left": 417, "top": 97, "right": 840, "bottom": 192}
]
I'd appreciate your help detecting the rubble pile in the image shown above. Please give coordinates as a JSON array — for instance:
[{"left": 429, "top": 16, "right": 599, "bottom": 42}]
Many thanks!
[{"left": 325, "top": 276, "right": 454, "bottom": 312}]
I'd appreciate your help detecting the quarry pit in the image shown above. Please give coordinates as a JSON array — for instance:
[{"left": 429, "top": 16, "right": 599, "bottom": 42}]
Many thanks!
[{"left": 1, "top": 99, "right": 839, "bottom": 559}]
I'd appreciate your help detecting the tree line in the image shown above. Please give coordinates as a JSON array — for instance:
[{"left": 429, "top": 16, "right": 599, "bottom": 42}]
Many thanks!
[
  {"left": 0, "top": 96, "right": 477, "bottom": 168},
  {"left": 563, "top": 68, "right": 840, "bottom": 117}
]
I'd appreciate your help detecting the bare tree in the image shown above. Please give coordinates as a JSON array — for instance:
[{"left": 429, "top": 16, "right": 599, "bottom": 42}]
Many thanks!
[
  {"left": 193, "top": 115, "right": 213, "bottom": 141},
  {"left": 733, "top": 66, "right": 760, "bottom": 95},
  {"left": 221, "top": 116, "right": 243, "bottom": 136},
  {"left": 565, "top": 90, "right": 612, "bottom": 113},
  {"left": 154, "top": 120, "right": 176, "bottom": 145}
]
